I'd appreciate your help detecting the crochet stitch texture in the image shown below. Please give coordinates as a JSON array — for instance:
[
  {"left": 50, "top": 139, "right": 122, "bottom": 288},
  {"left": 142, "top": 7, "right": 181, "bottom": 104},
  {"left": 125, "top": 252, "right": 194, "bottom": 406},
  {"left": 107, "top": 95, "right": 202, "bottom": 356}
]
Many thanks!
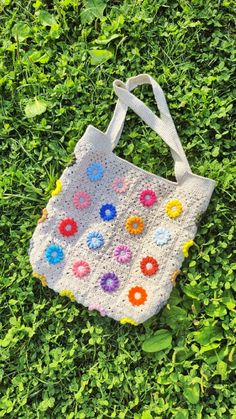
[{"left": 29, "top": 74, "right": 215, "bottom": 325}]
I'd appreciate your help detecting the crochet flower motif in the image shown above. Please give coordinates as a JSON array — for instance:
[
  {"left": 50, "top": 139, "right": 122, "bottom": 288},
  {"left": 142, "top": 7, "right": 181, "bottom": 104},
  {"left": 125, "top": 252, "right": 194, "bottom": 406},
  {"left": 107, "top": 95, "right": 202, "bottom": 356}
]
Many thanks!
[
  {"left": 128, "top": 286, "right": 147, "bottom": 306},
  {"left": 51, "top": 180, "right": 62, "bottom": 196},
  {"left": 125, "top": 216, "right": 144, "bottom": 235},
  {"left": 153, "top": 227, "right": 171, "bottom": 246},
  {"left": 38, "top": 208, "right": 48, "bottom": 224},
  {"left": 112, "top": 177, "right": 129, "bottom": 193},
  {"left": 100, "top": 272, "right": 119, "bottom": 293},
  {"left": 182, "top": 240, "right": 194, "bottom": 257},
  {"left": 171, "top": 269, "right": 181, "bottom": 286},
  {"left": 87, "top": 231, "right": 104, "bottom": 250},
  {"left": 45, "top": 245, "right": 64, "bottom": 265},
  {"left": 73, "top": 191, "right": 91, "bottom": 209},
  {"left": 86, "top": 162, "right": 104, "bottom": 181},
  {"left": 100, "top": 204, "right": 117, "bottom": 221},
  {"left": 88, "top": 304, "right": 106, "bottom": 317},
  {"left": 59, "top": 289, "right": 76, "bottom": 302},
  {"left": 139, "top": 189, "right": 157, "bottom": 207},
  {"left": 72, "top": 260, "right": 90, "bottom": 278},
  {"left": 113, "top": 244, "right": 132, "bottom": 264},
  {"left": 140, "top": 256, "right": 159, "bottom": 276},
  {"left": 32, "top": 272, "right": 47, "bottom": 287},
  {"left": 165, "top": 199, "right": 183, "bottom": 218},
  {"left": 59, "top": 218, "right": 78, "bottom": 237},
  {"left": 120, "top": 317, "right": 139, "bottom": 326}
]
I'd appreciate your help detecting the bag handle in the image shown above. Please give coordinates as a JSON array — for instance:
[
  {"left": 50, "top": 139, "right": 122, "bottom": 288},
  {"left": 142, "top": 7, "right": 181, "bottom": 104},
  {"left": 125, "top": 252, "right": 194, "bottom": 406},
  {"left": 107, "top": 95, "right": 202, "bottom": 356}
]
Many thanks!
[{"left": 106, "top": 74, "right": 191, "bottom": 183}]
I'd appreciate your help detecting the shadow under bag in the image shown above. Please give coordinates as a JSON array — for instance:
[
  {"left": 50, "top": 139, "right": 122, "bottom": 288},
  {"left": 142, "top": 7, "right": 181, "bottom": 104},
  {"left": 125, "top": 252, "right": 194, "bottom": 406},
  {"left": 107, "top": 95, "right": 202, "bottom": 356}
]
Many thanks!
[{"left": 29, "top": 74, "right": 216, "bottom": 325}]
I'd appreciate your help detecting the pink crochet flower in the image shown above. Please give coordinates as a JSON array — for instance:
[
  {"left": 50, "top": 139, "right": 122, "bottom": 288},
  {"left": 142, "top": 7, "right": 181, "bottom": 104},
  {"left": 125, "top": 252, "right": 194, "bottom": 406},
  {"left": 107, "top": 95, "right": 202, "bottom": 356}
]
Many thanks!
[
  {"left": 73, "top": 191, "right": 91, "bottom": 209},
  {"left": 114, "top": 244, "right": 132, "bottom": 264},
  {"left": 112, "top": 177, "right": 129, "bottom": 193},
  {"left": 88, "top": 304, "right": 106, "bottom": 317},
  {"left": 72, "top": 260, "right": 90, "bottom": 277},
  {"left": 139, "top": 189, "right": 157, "bottom": 207}
]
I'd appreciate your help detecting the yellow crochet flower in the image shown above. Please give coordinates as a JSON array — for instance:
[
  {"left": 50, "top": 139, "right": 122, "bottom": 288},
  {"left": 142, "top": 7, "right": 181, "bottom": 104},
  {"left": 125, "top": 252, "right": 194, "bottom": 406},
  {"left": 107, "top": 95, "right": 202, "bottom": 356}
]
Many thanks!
[
  {"left": 37, "top": 208, "right": 48, "bottom": 224},
  {"left": 51, "top": 180, "right": 62, "bottom": 197},
  {"left": 125, "top": 216, "right": 144, "bottom": 235},
  {"left": 120, "top": 317, "right": 139, "bottom": 326},
  {"left": 32, "top": 272, "right": 47, "bottom": 287},
  {"left": 165, "top": 199, "right": 183, "bottom": 218},
  {"left": 59, "top": 289, "right": 76, "bottom": 302},
  {"left": 170, "top": 269, "right": 181, "bottom": 286},
  {"left": 182, "top": 240, "right": 194, "bottom": 257}
]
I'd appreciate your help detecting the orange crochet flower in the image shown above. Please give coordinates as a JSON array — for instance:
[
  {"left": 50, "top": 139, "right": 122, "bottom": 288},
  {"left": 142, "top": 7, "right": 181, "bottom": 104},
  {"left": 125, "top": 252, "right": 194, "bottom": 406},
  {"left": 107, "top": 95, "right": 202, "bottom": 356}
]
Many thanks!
[
  {"left": 128, "top": 286, "right": 147, "bottom": 306},
  {"left": 125, "top": 216, "right": 144, "bottom": 235},
  {"left": 140, "top": 256, "right": 159, "bottom": 276},
  {"left": 170, "top": 269, "right": 181, "bottom": 286}
]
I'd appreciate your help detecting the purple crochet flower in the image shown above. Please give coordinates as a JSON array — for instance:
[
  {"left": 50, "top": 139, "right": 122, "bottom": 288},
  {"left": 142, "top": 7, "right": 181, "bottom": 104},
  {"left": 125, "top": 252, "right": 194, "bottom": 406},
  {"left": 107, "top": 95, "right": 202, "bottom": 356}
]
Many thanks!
[
  {"left": 113, "top": 244, "right": 132, "bottom": 264},
  {"left": 100, "top": 272, "right": 119, "bottom": 293}
]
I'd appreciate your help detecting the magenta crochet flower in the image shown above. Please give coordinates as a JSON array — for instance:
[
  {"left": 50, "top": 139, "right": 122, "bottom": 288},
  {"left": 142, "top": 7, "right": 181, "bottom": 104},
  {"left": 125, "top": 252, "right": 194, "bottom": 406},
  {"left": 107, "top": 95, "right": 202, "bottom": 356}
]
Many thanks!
[
  {"left": 112, "top": 177, "right": 129, "bottom": 193},
  {"left": 139, "top": 189, "right": 157, "bottom": 207},
  {"left": 73, "top": 191, "right": 91, "bottom": 209},
  {"left": 72, "top": 260, "right": 90, "bottom": 277},
  {"left": 113, "top": 244, "right": 132, "bottom": 264},
  {"left": 100, "top": 272, "right": 119, "bottom": 293}
]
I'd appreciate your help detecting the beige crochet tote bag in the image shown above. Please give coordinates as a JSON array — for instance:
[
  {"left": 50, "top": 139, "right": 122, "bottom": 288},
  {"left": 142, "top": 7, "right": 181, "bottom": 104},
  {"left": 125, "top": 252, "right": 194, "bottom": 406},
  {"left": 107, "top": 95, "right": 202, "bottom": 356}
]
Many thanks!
[{"left": 29, "top": 74, "right": 215, "bottom": 326}]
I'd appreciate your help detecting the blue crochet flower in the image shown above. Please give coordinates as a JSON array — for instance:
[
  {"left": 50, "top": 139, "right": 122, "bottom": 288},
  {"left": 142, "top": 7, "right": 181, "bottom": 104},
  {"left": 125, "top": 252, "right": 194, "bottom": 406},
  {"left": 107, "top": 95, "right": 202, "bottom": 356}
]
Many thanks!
[
  {"left": 45, "top": 244, "right": 64, "bottom": 264},
  {"left": 153, "top": 228, "right": 171, "bottom": 246},
  {"left": 87, "top": 231, "right": 104, "bottom": 250},
  {"left": 86, "top": 162, "right": 104, "bottom": 181},
  {"left": 100, "top": 204, "right": 117, "bottom": 221}
]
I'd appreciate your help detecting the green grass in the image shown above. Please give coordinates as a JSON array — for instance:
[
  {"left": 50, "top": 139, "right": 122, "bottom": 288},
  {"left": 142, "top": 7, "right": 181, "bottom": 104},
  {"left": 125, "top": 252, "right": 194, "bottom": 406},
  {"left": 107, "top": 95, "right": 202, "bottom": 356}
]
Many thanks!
[{"left": 0, "top": 0, "right": 235, "bottom": 418}]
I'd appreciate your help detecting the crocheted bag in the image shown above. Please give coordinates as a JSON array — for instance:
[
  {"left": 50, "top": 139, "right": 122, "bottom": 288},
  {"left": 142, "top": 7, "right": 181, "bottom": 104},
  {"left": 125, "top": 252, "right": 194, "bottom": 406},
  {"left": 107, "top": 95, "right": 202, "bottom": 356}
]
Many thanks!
[{"left": 29, "top": 74, "right": 215, "bottom": 325}]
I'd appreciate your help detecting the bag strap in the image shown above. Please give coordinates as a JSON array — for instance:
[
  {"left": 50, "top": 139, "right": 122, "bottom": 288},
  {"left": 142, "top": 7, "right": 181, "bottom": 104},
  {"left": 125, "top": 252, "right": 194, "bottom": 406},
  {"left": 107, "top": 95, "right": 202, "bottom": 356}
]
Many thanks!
[{"left": 106, "top": 74, "right": 191, "bottom": 183}]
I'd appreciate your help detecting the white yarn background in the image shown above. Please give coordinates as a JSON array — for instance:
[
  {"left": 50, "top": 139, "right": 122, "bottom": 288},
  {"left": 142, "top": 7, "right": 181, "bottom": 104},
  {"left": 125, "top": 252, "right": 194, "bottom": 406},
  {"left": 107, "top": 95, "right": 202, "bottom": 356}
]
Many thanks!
[{"left": 29, "top": 126, "right": 215, "bottom": 324}]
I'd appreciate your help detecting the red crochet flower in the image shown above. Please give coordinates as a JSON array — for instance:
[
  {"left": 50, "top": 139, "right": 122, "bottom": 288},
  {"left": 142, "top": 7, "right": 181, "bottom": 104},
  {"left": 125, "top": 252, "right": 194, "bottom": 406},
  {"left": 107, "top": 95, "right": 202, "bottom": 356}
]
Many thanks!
[
  {"left": 140, "top": 256, "right": 159, "bottom": 276},
  {"left": 59, "top": 218, "right": 78, "bottom": 236}
]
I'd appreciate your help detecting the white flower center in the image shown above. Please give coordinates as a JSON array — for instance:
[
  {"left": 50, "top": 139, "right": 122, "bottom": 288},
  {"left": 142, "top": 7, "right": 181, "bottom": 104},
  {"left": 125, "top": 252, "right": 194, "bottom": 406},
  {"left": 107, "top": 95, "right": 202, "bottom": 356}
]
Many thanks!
[
  {"left": 107, "top": 278, "right": 113, "bottom": 286},
  {"left": 134, "top": 292, "right": 141, "bottom": 300}
]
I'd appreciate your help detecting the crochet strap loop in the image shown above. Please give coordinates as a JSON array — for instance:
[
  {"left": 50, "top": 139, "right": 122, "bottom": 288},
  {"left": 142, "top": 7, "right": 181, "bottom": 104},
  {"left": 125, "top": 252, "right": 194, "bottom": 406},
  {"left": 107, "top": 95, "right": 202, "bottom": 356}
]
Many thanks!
[{"left": 106, "top": 74, "right": 191, "bottom": 183}]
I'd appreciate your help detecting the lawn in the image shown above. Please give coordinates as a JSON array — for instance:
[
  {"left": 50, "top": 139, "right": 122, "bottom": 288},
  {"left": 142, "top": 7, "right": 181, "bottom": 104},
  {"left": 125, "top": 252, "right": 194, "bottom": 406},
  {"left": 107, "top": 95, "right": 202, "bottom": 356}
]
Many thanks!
[{"left": 0, "top": 1, "right": 235, "bottom": 418}]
